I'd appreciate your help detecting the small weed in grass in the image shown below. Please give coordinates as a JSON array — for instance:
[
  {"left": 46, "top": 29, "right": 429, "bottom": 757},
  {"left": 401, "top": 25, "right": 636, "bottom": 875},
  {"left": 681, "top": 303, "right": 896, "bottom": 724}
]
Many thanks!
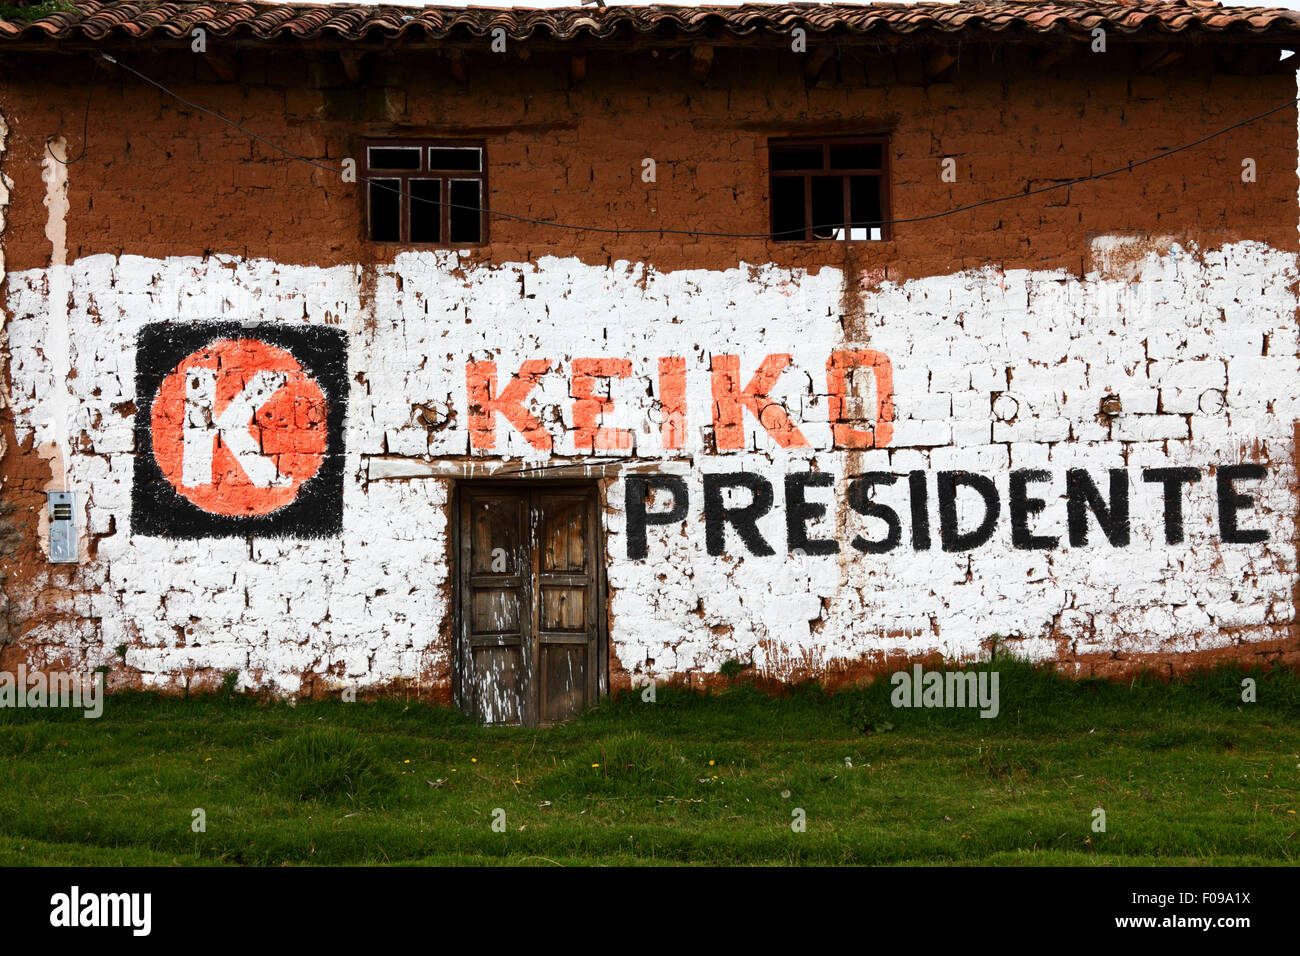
[
  {"left": 244, "top": 727, "right": 394, "bottom": 806},
  {"left": 0, "top": 1, "right": 72, "bottom": 24},
  {"left": 718, "top": 658, "right": 753, "bottom": 681},
  {"left": 537, "top": 731, "right": 697, "bottom": 798}
]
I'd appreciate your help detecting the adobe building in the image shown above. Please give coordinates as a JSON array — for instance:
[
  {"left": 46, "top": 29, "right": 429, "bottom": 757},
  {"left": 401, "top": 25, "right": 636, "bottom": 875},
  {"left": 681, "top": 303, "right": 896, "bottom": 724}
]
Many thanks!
[{"left": 0, "top": 1, "right": 1298, "bottom": 725}]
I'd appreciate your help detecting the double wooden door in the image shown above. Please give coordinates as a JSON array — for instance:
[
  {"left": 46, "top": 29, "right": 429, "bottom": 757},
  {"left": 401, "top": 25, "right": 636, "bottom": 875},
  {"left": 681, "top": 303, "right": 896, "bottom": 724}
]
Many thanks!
[{"left": 456, "top": 483, "right": 605, "bottom": 726}]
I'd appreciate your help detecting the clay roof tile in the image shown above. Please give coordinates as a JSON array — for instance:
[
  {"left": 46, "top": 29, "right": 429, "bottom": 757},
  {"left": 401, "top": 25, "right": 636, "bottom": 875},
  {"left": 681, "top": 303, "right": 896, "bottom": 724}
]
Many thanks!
[{"left": 2, "top": 1, "right": 1298, "bottom": 45}]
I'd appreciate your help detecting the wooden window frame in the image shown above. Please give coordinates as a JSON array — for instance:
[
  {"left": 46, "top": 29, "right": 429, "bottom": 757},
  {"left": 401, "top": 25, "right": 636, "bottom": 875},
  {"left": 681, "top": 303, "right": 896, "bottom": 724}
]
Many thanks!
[
  {"left": 360, "top": 137, "right": 489, "bottom": 246},
  {"left": 768, "top": 134, "right": 892, "bottom": 242}
]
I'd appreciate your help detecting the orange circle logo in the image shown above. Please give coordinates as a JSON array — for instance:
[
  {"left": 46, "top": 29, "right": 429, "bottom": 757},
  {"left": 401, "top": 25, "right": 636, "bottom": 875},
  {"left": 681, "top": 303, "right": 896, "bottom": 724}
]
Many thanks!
[{"left": 150, "top": 339, "right": 329, "bottom": 517}]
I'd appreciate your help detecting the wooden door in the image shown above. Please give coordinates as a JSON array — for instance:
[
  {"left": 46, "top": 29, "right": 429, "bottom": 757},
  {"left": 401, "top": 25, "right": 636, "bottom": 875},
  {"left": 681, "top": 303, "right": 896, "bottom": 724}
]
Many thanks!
[
  {"left": 457, "top": 483, "right": 604, "bottom": 726},
  {"left": 460, "top": 489, "right": 530, "bottom": 725}
]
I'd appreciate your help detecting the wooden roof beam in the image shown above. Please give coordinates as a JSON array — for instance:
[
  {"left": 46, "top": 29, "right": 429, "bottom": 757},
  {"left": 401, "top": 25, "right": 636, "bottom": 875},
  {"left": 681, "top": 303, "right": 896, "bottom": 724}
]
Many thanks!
[
  {"left": 1032, "top": 43, "right": 1073, "bottom": 72},
  {"left": 202, "top": 53, "right": 239, "bottom": 82},
  {"left": 1139, "top": 46, "right": 1182, "bottom": 73},
  {"left": 804, "top": 44, "right": 835, "bottom": 86},
  {"left": 446, "top": 49, "right": 467, "bottom": 84},
  {"left": 690, "top": 44, "right": 714, "bottom": 82},
  {"left": 339, "top": 50, "right": 365, "bottom": 83},
  {"left": 924, "top": 49, "right": 957, "bottom": 81}
]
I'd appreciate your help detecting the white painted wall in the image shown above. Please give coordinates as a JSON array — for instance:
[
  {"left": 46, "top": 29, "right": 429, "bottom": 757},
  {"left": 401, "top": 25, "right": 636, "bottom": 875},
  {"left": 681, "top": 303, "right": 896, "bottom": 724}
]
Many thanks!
[{"left": 5, "top": 238, "right": 1297, "bottom": 691}]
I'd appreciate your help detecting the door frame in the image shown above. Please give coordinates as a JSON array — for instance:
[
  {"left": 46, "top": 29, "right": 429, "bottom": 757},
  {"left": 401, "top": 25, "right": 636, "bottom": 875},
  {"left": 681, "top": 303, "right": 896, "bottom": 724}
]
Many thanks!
[{"left": 450, "top": 478, "right": 610, "bottom": 724}]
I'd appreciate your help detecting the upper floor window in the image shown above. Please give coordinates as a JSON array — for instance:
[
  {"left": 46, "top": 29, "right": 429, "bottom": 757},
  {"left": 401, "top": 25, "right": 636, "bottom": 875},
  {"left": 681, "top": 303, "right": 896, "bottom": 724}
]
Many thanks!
[
  {"left": 769, "top": 136, "right": 890, "bottom": 242},
  {"left": 362, "top": 139, "right": 487, "bottom": 245}
]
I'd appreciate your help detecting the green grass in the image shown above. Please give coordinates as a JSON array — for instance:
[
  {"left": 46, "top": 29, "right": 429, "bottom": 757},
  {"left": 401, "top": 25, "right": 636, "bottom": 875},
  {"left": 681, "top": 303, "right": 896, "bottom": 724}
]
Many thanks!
[
  {"left": 0, "top": 660, "right": 1297, "bottom": 866},
  {"left": 0, "top": 1, "right": 73, "bottom": 24}
]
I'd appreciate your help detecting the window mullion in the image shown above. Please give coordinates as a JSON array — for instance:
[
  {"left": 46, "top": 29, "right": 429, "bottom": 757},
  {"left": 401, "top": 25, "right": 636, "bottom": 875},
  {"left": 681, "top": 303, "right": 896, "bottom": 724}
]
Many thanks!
[
  {"left": 400, "top": 174, "right": 410, "bottom": 244},
  {"left": 803, "top": 175, "right": 812, "bottom": 242},
  {"left": 442, "top": 177, "right": 451, "bottom": 247},
  {"left": 480, "top": 173, "right": 488, "bottom": 244},
  {"left": 842, "top": 175, "right": 850, "bottom": 239}
]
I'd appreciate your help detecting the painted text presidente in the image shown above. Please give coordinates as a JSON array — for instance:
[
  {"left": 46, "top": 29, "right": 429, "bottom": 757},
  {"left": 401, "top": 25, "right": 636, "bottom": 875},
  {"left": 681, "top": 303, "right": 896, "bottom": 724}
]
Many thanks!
[{"left": 625, "top": 465, "right": 1270, "bottom": 558}]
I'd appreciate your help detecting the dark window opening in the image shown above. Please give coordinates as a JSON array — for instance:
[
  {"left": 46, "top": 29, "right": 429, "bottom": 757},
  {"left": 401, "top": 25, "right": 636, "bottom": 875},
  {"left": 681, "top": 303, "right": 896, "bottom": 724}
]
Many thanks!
[
  {"left": 369, "top": 178, "right": 401, "bottom": 243},
  {"left": 769, "top": 136, "right": 890, "bottom": 242},
  {"left": 811, "top": 177, "right": 842, "bottom": 240},
  {"left": 449, "top": 180, "right": 481, "bottom": 244},
  {"left": 362, "top": 139, "right": 487, "bottom": 245},
  {"left": 429, "top": 147, "right": 482, "bottom": 171},
  {"left": 367, "top": 146, "right": 422, "bottom": 170},
  {"left": 830, "top": 143, "right": 882, "bottom": 170},
  {"left": 409, "top": 179, "right": 441, "bottom": 243},
  {"left": 771, "top": 146, "right": 823, "bottom": 171},
  {"left": 771, "top": 178, "right": 804, "bottom": 242}
]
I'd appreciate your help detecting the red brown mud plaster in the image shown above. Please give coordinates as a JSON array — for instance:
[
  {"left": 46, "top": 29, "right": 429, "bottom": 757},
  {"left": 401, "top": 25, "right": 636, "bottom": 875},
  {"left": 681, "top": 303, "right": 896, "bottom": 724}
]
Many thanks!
[
  {"left": 0, "top": 43, "right": 1294, "bottom": 276},
  {"left": 0, "top": 17, "right": 1296, "bottom": 700}
]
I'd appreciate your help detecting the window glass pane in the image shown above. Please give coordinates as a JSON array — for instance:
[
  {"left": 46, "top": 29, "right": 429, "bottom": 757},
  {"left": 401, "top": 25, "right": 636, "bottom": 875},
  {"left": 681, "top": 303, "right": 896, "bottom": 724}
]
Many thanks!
[
  {"left": 410, "top": 179, "right": 442, "bottom": 243},
  {"left": 369, "top": 178, "right": 401, "bottom": 242},
  {"left": 848, "top": 175, "right": 882, "bottom": 230},
  {"left": 771, "top": 177, "right": 805, "bottom": 241},
  {"left": 771, "top": 145, "right": 823, "bottom": 172},
  {"left": 368, "top": 147, "right": 422, "bottom": 170},
  {"left": 811, "top": 177, "right": 844, "bottom": 240},
  {"left": 830, "top": 143, "right": 883, "bottom": 170},
  {"left": 449, "top": 179, "right": 481, "bottom": 243},
  {"left": 429, "top": 147, "right": 483, "bottom": 171}
]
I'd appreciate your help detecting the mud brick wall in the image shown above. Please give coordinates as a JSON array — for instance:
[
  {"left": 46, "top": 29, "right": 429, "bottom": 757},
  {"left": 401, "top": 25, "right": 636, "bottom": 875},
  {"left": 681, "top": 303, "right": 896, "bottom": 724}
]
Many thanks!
[{"left": 0, "top": 41, "right": 1297, "bottom": 697}]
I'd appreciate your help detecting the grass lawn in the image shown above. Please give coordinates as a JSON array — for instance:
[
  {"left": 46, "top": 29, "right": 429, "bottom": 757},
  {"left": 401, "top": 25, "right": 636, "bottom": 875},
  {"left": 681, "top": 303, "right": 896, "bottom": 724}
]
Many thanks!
[{"left": 1, "top": 661, "right": 1297, "bottom": 866}]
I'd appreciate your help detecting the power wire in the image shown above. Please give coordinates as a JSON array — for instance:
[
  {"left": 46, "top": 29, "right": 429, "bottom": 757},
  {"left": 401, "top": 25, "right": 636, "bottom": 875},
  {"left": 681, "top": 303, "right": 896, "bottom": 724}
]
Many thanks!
[
  {"left": 96, "top": 51, "right": 1300, "bottom": 239},
  {"left": 46, "top": 55, "right": 99, "bottom": 166}
]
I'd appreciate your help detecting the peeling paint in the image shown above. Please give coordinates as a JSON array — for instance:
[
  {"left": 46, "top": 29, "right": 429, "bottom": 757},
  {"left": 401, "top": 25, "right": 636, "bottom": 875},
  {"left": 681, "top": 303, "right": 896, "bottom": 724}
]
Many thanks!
[{"left": 2, "top": 238, "right": 1296, "bottom": 694}]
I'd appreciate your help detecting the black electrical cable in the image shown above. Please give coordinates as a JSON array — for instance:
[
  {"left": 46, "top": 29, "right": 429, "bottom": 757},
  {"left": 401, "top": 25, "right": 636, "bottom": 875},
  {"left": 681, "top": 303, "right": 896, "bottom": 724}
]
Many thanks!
[{"left": 46, "top": 55, "right": 100, "bottom": 166}]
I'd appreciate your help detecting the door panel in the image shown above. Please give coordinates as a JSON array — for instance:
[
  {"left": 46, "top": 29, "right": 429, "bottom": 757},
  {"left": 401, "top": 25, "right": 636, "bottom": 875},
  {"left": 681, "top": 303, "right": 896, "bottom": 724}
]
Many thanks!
[
  {"left": 541, "top": 586, "right": 588, "bottom": 630},
  {"left": 469, "top": 495, "right": 524, "bottom": 574},
  {"left": 538, "top": 496, "right": 588, "bottom": 572},
  {"left": 458, "top": 484, "right": 603, "bottom": 726},
  {"left": 533, "top": 492, "right": 598, "bottom": 723},
  {"left": 540, "top": 643, "right": 587, "bottom": 724},
  {"left": 460, "top": 489, "right": 531, "bottom": 725},
  {"left": 469, "top": 645, "right": 525, "bottom": 725},
  {"left": 471, "top": 588, "right": 520, "bottom": 633}
]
